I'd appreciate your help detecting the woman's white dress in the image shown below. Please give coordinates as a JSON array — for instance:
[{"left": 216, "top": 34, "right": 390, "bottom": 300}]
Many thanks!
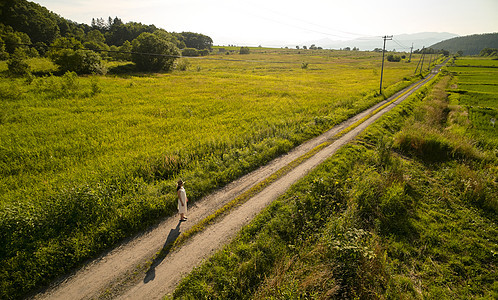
[{"left": 177, "top": 187, "right": 187, "bottom": 214}]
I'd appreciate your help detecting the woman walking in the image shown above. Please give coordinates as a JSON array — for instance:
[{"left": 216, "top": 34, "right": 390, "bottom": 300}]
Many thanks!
[{"left": 177, "top": 179, "right": 188, "bottom": 221}]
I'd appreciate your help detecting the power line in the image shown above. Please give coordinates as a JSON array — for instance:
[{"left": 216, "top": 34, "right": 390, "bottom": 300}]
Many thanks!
[
  {"left": 392, "top": 39, "right": 411, "bottom": 50},
  {"left": 254, "top": 7, "right": 377, "bottom": 40},
  {"left": 229, "top": 2, "right": 378, "bottom": 41}
]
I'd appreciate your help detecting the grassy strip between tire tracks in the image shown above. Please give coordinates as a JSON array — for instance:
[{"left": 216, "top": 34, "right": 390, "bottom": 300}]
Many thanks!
[{"left": 154, "top": 72, "right": 438, "bottom": 261}]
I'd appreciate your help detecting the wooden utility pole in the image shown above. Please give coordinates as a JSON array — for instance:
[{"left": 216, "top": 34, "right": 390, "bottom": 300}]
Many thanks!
[
  {"left": 420, "top": 49, "right": 425, "bottom": 73},
  {"left": 415, "top": 47, "right": 425, "bottom": 74},
  {"left": 408, "top": 43, "right": 413, "bottom": 62},
  {"left": 380, "top": 35, "right": 393, "bottom": 95}
]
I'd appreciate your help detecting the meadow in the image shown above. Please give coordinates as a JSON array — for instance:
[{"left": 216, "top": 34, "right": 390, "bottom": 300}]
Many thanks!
[
  {"left": 173, "top": 57, "right": 497, "bottom": 299},
  {"left": 0, "top": 49, "right": 436, "bottom": 298}
]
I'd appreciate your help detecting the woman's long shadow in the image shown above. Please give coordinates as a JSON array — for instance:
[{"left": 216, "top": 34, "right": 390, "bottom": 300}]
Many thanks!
[{"left": 144, "top": 220, "right": 182, "bottom": 283}]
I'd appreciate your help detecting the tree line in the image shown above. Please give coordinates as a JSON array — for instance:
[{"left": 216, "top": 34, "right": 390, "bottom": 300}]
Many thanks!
[
  {"left": 0, "top": 0, "right": 213, "bottom": 73},
  {"left": 430, "top": 33, "right": 498, "bottom": 56}
]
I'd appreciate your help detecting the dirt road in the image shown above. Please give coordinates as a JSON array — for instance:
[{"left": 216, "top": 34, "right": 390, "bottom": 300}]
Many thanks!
[{"left": 34, "top": 65, "right": 443, "bottom": 300}]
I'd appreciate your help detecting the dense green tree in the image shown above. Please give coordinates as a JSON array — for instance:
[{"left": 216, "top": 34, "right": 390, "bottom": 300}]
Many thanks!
[
  {"left": 182, "top": 48, "right": 199, "bottom": 57},
  {"left": 0, "top": 0, "right": 60, "bottom": 44},
  {"left": 387, "top": 54, "right": 401, "bottom": 62},
  {"left": 7, "top": 48, "right": 30, "bottom": 76},
  {"left": 108, "top": 45, "right": 119, "bottom": 60},
  {"left": 119, "top": 40, "right": 132, "bottom": 60},
  {"left": 105, "top": 21, "right": 157, "bottom": 46},
  {"left": 440, "top": 49, "right": 450, "bottom": 56},
  {"left": 52, "top": 49, "right": 106, "bottom": 74},
  {"left": 86, "top": 30, "right": 106, "bottom": 44},
  {"left": 83, "top": 30, "right": 110, "bottom": 58},
  {"left": 131, "top": 32, "right": 179, "bottom": 72},
  {"left": 113, "top": 17, "right": 123, "bottom": 27},
  {"left": 1, "top": 31, "right": 21, "bottom": 54},
  {"left": 66, "top": 27, "right": 86, "bottom": 41},
  {"left": 239, "top": 46, "right": 250, "bottom": 54},
  {"left": 91, "top": 17, "right": 106, "bottom": 31},
  {"left": 179, "top": 32, "right": 212, "bottom": 50},
  {"left": 0, "top": 36, "right": 7, "bottom": 60},
  {"left": 154, "top": 29, "right": 184, "bottom": 49},
  {"left": 83, "top": 41, "right": 109, "bottom": 53},
  {"left": 47, "top": 37, "right": 83, "bottom": 59},
  {"left": 108, "top": 40, "right": 132, "bottom": 61},
  {"left": 0, "top": 24, "right": 32, "bottom": 55}
]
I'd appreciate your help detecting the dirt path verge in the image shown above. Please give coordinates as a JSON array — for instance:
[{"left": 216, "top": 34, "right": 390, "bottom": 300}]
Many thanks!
[{"left": 34, "top": 66, "right": 442, "bottom": 300}]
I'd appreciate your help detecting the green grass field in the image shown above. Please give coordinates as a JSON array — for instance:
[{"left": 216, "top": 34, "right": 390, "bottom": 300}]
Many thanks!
[
  {"left": 0, "top": 50, "right": 437, "bottom": 298},
  {"left": 173, "top": 57, "right": 497, "bottom": 299},
  {"left": 448, "top": 56, "right": 498, "bottom": 149}
]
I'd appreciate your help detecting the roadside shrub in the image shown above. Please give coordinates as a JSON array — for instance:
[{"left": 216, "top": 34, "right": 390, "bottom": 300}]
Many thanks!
[
  {"left": 52, "top": 49, "right": 107, "bottom": 75},
  {"left": 378, "top": 182, "right": 413, "bottom": 235},
  {"left": 7, "top": 49, "right": 30, "bottom": 77},
  {"left": 0, "top": 80, "right": 24, "bottom": 101},
  {"left": 451, "top": 165, "right": 498, "bottom": 214},
  {"left": 88, "top": 76, "right": 102, "bottom": 97},
  {"left": 175, "top": 58, "right": 190, "bottom": 71},
  {"left": 394, "top": 127, "right": 452, "bottom": 163},
  {"left": 322, "top": 222, "right": 388, "bottom": 299},
  {"left": 182, "top": 48, "right": 199, "bottom": 57},
  {"left": 387, "top": 54, "right": 401, "bottom": 62},
  {"left": 32, "top": 71, "right": 80, "bottom": 99},
  {"left": 199, "top": 49, "right": 209, "bottom": 56},
  {"left": 239, "top": 46, "right": 250, "bottom": 54},
  {"left": 394, "top": 126, "right": 482, "bottom": 163}
]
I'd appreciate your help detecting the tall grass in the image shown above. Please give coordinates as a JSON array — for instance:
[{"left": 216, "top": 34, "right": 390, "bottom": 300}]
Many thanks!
[
  {"left": 173, "top": 64, "right": 437, "bottom": 300},
  {"left": 0, "top": 50, "right": 424, "bottom": 298},
  {"left": 173, "top": 58, "right": 497, "bottom": 299}
]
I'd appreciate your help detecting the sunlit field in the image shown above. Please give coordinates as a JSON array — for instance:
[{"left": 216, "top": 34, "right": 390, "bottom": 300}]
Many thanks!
[
  {"left": 448, "top": 57, "right": 498, "bottom": 147},
  {"left": 0, "top": 48, "right": 435, "bottom": 298},
  {"left": 173, "top": 57, "right": 497, "bottom": 299}
]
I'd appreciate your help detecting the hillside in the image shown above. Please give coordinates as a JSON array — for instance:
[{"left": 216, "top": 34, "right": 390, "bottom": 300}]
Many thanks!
[
  {"left": 431, "top": 32, "right": 498, "bottom": 55},
  {"left": 299, "top": 32, "right": 459, "bottom": 51}
]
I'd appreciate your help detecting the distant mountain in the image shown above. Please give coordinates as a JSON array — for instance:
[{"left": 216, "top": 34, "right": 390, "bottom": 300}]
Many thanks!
[
  {"left": 296, "top": 32, "right": 459, "bottom": 52},
  {"left": 430, "top": 33, "right": 498, "bottom": 55}
]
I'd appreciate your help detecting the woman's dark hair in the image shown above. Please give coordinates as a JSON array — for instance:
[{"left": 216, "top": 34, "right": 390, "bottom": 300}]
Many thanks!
[{"left": 177, "top": 179, "right": 184, "bottom": 191}]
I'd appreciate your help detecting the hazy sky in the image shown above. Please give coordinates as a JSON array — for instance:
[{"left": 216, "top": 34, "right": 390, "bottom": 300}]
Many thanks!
[{"left": 33, "top": 0, "right": 498, "bottom": 47}]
